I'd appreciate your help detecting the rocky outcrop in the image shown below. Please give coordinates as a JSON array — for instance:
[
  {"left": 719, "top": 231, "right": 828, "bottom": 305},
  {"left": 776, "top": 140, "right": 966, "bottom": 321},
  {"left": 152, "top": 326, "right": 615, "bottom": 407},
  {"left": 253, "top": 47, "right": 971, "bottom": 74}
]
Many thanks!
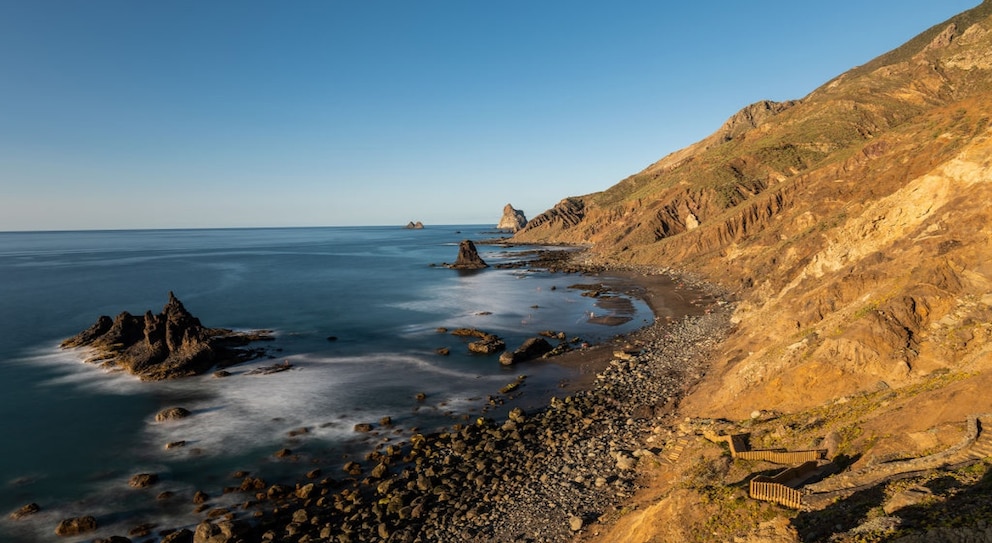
[
  {"left": 55, "top": 515, "right": 97, "bottom": 537},
  {"left": 405, "top": 221, "right": 425, "bottom": 229},
  {"left": 446, "top": 240, "right": 489, "bottom": 270},
  {"left": 499, "top": 337, "right": 554, "bottom": 365},
  {"left": 61, "top": 292, "right": 272, "bottom": 381},
  {"left": 128, "top": 473, "right": 159, "bottom": 488},
  {"left": 155, "top": 407, "right": 192, "bottom": 421},
  {"left": 9, "top": 502, "right": 40, "bottom": 520},
  {"left": 497, "top": 203, "right": 528, "bottom": 232}
]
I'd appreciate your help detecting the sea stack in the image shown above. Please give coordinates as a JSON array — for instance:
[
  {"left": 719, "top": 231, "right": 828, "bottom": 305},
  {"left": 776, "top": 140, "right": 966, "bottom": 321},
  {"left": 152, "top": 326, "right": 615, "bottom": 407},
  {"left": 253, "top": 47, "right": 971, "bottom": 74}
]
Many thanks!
[
  {"left": 61, "top": 292, "right": 271, "bottom": 380},
  {"left": 405, "top": 221, "right": 425, "bottom": 229},
  {"left": 497, "top": 204, "right": 528, "bottom": 232},
  {"left": 448, "top": 240, "right": 489, "bottom": 270}
]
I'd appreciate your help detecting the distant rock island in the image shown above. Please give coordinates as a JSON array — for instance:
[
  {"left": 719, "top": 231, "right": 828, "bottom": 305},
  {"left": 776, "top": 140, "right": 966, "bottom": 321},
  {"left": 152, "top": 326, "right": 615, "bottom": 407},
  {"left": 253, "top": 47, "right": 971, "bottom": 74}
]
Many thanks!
[
  {"left": 61, "top": 292, "right": 272, "bottom": 380},
  {"left": 405, "top": 221, "right": 425, "bottom": 229},
  {"left": 497, "top": 203, "right": 527, "bottom": 232}
]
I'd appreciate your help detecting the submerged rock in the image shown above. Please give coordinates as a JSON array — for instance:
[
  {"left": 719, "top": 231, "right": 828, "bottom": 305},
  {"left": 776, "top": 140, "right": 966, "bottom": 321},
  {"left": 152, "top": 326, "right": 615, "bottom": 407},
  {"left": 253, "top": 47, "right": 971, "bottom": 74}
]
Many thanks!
[
  {"left": 61, "top": 292, "right": 272, "bottom": 381},
  {"left": 9, "top": 502, "right": 40, "bottom": 520},
  {"left": 128, "top": 473, "right": 159, "bottom": 488}
]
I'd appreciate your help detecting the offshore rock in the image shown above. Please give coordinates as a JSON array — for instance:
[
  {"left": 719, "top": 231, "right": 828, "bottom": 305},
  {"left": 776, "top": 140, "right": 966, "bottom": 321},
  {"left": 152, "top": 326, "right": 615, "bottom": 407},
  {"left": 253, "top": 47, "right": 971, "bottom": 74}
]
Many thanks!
[
  {"left": 55, "top": 515, "right": 98, "bottom": 537},
  {"left": 447, "top": 240, "right": 489, "bottom": 270},
  {"left": 9, "top": 502, "right": 40, "bottom": 520},
  {"left": 497, "top": 203, "right": 528, "bottom": 232},
  {"left": 499, "top": 337, "right": 554, "bottom": 365},
  {"left": 155, "top": 407, "right": 192, "bottom": 422},
  {"left": 405, "top": 221, "right": 425, "bottom": 229},
  {"left": 61, "top": 292, "right": 272, "bottom": 381}
]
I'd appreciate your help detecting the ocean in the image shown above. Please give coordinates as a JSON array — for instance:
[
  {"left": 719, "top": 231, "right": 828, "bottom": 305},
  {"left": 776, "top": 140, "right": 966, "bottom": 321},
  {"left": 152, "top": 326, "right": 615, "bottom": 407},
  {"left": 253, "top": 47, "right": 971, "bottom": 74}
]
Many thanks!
[{"left": 0, "top": 225, "right": 651, "bottom": 542}]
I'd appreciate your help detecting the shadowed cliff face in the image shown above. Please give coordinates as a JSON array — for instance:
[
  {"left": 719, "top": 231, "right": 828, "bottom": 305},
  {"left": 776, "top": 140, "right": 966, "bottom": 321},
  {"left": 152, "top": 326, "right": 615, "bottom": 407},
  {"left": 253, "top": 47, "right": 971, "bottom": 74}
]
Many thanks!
[{"left": 514, "top": 2, "right": 992, "bottom": 415}]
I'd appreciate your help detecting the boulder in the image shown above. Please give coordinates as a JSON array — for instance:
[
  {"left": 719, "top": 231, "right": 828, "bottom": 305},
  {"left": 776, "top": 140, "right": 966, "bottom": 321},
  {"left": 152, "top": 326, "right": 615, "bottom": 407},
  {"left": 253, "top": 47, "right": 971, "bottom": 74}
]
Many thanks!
[
  {"left": 193, "top": 520, "right": 246, "bottom": 543},
  {"left": 160, "top": 530, "right": 193, "bottom": 543},
  {"left": 468, "top": 335, "right": 506, "bottom": 354},
  {"left": 499, "top": 337, "right": 553, "bottom": 365},
  {"left": 9, "top": 502, "right": 40, "bottom": 520},
  {"left": 61, "top": 292, "right": 272, "bottom": 380},
  {"left": 128, "top": 473, "right": 159, "bottom": 488},
  {"left": 497, "top": 203, "right": 528, "bottom": 232},
  {"left": 155, "top": 407, "right": 192, "bottom": 422},
  {"left": 55, "top": 515, "right": 98, "bottom": 537},
  {"left": 447, "top": 240, "right": 488, "bottom": 270}
]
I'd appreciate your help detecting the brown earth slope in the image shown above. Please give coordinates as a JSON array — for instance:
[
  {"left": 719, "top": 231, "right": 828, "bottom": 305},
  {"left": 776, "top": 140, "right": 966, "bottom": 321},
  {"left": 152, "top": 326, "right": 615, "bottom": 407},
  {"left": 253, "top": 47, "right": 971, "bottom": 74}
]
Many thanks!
[{"left": 514, "top": 2, "right": 992, "bottom": 541}]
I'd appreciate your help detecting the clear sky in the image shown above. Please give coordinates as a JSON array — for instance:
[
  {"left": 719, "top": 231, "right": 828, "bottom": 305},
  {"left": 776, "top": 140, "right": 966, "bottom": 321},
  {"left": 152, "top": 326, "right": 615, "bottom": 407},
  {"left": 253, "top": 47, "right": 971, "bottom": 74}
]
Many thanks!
[{"left": 0, "top": 1, "right": 979, "bottom": 231}]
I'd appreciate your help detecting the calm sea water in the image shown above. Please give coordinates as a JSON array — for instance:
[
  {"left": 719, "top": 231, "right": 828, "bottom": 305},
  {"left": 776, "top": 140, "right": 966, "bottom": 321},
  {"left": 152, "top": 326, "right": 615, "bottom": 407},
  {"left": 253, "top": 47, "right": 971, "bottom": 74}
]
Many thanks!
[{"left": 0, "top": 225, "right": 650, "bottom": 541}]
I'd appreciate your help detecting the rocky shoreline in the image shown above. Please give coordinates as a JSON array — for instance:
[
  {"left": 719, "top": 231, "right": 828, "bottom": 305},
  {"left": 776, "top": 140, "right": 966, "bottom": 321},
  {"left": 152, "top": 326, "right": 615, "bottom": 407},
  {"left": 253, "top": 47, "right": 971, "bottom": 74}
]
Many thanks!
[{"left": 20, "top": 254, "right": 732, "bottom": 543}]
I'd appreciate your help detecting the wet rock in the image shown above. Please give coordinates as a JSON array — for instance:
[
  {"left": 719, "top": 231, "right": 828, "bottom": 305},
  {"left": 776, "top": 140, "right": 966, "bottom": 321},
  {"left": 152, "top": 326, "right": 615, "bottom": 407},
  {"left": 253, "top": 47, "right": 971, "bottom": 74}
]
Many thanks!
[
  {"left": 55, "top": 515, "right": 98, "bottom": 537},
  {"left": 128, "top": 473, "right": 159, "bottom": 488},
  {"left": 499, "top": 337, "right": 553, "bottom": 365},
  {"left": 94, "top": 537, "right": 132, "bottom": 543},
  {"left": 9, "top": 502, "right": 40, "bottom": 520},
  {"left": 193, "top": 520, "right": 245, "bottom": 543},
  {"left": 883, "top": 486, "right": 933, "bottom": 515},
  {"left": 447, "top": 240, "right": 489, "bottom": 270},
  {"left": 497, "top": 203, "right": 528, "bottom": 232},
  {"left": 156, "top": 407, "right": 192, "bottom": 422}
]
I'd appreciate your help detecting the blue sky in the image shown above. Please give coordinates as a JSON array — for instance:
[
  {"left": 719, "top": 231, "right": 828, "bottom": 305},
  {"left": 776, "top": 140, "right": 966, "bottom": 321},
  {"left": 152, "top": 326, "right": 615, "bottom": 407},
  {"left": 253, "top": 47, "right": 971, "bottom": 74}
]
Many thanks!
[{"left": 0, "top": 1, "right": 979, "bottom": 231}]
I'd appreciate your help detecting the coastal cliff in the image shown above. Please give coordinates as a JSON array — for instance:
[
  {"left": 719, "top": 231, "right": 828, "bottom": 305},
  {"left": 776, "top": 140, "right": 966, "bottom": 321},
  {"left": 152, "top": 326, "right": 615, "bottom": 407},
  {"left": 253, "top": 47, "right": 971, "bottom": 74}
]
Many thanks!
[{"left": 514, "top": 2, "right": 992, "bottom": 540}]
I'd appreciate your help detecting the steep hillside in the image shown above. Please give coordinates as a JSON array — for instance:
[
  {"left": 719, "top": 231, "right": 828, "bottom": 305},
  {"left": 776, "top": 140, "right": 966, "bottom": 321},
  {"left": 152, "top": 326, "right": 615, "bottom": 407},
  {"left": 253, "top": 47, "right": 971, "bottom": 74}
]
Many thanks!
[
  {"left": 515, "top": 0, "right": 992, "bottom": 416},
  {"left": 518, "top": 6, "right": 992, "bottom": 539}
]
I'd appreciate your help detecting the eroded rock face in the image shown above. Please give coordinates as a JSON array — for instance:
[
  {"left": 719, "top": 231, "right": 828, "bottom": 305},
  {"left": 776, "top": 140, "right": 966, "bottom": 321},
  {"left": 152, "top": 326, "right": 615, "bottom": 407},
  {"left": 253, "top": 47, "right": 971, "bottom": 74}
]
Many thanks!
[
  {"left": 62, "top": 292, "right": 271, "bottom": 381},
  {"left": 497, "top": 203, "right": 528, "bottom": 232},
  {"left": 448, "top": 240, "right": 489, "bottom": 270}
]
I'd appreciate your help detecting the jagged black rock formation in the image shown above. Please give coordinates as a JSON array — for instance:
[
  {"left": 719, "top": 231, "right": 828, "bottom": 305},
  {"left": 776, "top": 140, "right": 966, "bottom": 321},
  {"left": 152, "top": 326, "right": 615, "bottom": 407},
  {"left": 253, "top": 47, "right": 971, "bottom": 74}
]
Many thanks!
[
  {"left": 446, "top": 240, "right": 489, "bottom": 270},
  {"left": 61, "top": 292, "right": 272, "bottom": 380}
]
